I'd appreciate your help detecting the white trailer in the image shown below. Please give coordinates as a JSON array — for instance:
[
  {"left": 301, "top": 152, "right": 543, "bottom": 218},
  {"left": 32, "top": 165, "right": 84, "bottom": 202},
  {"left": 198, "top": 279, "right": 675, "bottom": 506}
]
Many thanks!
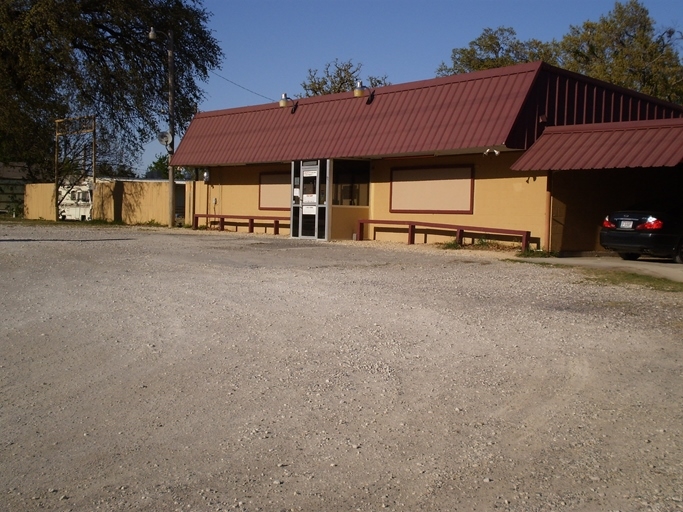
[{"left": 59, "top": 181, "right": 93, "bottom": 221}]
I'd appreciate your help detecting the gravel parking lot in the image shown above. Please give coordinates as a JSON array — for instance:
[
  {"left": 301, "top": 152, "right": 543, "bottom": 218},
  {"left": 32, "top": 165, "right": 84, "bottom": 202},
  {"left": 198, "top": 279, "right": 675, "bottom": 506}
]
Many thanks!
[{"left": 1, "top": 223, "right": 682, "bottom": 511}]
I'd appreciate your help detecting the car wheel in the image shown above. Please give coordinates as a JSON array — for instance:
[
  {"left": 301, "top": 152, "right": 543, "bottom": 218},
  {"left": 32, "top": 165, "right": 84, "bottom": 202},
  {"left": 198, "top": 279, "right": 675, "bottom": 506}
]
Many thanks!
[
  {"left": 618, "top": 252, "right": 640, "bottom": 261},
  {"left": 675, "top": 242, "right": 683, "bottom": 264}
]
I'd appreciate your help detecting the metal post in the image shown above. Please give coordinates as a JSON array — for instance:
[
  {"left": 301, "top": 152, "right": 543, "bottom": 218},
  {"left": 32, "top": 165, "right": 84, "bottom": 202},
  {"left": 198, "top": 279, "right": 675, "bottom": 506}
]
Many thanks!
[
  {"left": 54, "top": 121, "right": 60, "bottom": 222},
  {"left": 92, "top": 117, "right": 96, "bottom": 184},
  {"left": 167, "top": 29, "right": 175, "bottom": 227}
]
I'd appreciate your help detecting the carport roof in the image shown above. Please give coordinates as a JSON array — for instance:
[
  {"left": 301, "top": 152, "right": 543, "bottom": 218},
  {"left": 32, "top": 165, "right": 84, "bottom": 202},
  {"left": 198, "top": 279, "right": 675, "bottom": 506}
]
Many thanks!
[
  {"left": 171, "top": 61, "right": 545, "bottom": 167},
  {"left": 511, "top": 118, "right": 683, "bottom": 171}
]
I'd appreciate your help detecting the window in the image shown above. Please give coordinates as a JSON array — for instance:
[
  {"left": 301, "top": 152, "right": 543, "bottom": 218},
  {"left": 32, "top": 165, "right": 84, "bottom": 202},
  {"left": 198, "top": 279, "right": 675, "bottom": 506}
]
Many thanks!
[
  {"left": 391, "top": 166, "right": 473, "bottom": 213},
  {"left": 332, "top": 160, "right": 370, "bottom": 206},
  {"left": 259, "top": 172, "right": 290, "bottom": 210}
]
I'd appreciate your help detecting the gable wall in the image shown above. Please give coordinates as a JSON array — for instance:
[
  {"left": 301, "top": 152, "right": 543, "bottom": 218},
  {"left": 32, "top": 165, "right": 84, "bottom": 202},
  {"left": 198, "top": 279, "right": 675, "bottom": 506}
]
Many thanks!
[{"left": 507, "top": 69, "right": 683, "bottom": 150}]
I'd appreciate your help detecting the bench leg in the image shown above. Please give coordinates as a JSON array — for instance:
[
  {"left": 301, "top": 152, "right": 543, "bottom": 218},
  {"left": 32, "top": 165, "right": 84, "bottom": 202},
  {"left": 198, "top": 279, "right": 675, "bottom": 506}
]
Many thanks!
[
  {"left": 273, "top": 220, "right": 279, "bottom": 235},
  {"left": 248, "top": 219, "right": 254, "bottom": 233},
  {"left": 219, "top": 218, "right": 225, "bottom": 231},
  {"left": 193, "top": 215, "right": 198, "bottom": 230},
  {"left": 408, "top": 224, "right": 415, "bottom": 245},
  {"left": 357, "top": 221, "right": 364, "bottom": 241}
]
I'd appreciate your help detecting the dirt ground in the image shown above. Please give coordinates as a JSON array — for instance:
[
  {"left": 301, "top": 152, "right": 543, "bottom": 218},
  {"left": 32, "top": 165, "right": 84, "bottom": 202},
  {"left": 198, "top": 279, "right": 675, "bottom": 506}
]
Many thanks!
[{"left": 1, "top": 223, "right": 682, "bottom": 512}]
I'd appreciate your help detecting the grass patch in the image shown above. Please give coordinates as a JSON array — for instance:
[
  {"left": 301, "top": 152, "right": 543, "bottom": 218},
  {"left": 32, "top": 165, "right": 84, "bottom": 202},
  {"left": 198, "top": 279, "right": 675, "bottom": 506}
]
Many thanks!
[
  {"left": 90, "top": 218, "right": 126, "bottom": 226},
  {"left": 506, "top": 258, "right": 683, "bottom": 292},
  {"left": 137, "top": 219, "right": 163, "bottom": 227},
  {"left": 579, "top": 268, "right": 683, "bottom": 292},
  {"left": 440, "top": 237, "right": 517, "bottom": 252},
  {"left": 440, "top": 239, "right": 463, "bottom": 250},
  {"left": 504, "top": 258, "right": 559, "bottom": 267},
  {"left": 516, "top": 248, "right": 558, "bottom": 258},
  {"left": 2, "top": 217, "right": 128, "bottom": 227},
  {"left": 0, "top": 217, "right": 56, "bottom": 226}
]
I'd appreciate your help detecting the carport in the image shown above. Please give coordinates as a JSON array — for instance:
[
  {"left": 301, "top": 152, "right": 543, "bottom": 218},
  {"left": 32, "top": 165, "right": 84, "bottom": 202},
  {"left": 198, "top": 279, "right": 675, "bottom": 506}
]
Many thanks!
[{"left": 512, "top": 118, "right": 683, "bottom": 254}]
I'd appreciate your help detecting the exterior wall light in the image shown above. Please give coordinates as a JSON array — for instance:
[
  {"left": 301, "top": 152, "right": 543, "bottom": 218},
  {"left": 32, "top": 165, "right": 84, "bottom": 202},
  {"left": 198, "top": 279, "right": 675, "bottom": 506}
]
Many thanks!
[
  {"left": 483, "top": 148, "right": 500, "bottom": 156},
  {"left": 279, "top": 93, "right": 298, "bottom": 114},
  {"left": 353, "top": 80, "right": 375, "bottom": 105}
]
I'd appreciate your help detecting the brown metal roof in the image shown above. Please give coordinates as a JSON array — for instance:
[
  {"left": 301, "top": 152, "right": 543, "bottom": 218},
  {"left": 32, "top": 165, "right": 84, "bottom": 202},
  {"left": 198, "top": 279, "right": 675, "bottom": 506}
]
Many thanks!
[
  {"left": 172, "top": 61, "right": 683, "bottom": 168},
  {"left": 511, "top": 118, "right": 683, "bottom": 171},
  {"left": 172, "top": 62, "right": 545, "bottom": 167}
]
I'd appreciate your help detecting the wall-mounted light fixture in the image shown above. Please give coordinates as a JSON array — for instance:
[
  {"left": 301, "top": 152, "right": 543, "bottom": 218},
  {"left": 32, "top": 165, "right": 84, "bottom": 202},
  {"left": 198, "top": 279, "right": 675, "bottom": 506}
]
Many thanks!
[
  {"left": 353, "top": 80, "right": 375, "bottom": 105},
  {"left": 279, "top": 93, "right": 298, "bottom": 114},
  {"left": 483, "top": 148, "right": 500, "bottom": 156}
]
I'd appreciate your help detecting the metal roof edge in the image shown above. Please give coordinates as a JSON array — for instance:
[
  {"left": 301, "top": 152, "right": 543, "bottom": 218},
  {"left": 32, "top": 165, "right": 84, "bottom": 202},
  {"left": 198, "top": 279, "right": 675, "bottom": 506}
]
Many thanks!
[
  {"left": 510, "top": 118, "right": 683, "bottom": 171},
  {"left": 191, "top": 61, "right": 682, "bottom": 122},
  {"left": 541, "top": 117, "right": 683, "bottom": 134},
  {"left": 191, "top": 61, "right": 547, "bottom": 120}
]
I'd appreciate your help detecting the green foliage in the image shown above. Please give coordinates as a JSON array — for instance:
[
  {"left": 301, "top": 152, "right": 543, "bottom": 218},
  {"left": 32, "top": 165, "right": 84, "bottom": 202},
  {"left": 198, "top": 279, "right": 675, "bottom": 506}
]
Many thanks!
[
  {"left": 440, "top": 239, "right": 463, "bottom": 250},
  {"left": 301, "top": 59, "right": 390, "bottom": 97},
  {"left": 436, "top": 27, "right": 560, "bottom": 76},
  {"left": 144, "top": 153, "right": 170, "bottom": 179},
  {"left": 558, "top": 0, "right": 683, "bottom": 103},
  {"left": 144, "top": 153, "right": 187, "bottom": 180},
  {"left": 0, "top": 0, "right": 223, "bottom": 174},
  {"left": 141, "top": 219, "right": 163, "bottom": 227},
  {"left": 437, "top": 1, "right": 683, "bottom": 103}
]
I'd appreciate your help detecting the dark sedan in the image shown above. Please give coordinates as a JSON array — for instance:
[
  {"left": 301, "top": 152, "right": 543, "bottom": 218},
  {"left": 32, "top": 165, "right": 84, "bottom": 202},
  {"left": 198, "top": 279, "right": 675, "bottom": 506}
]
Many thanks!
[{"left": 600, "top": 200, "right": 683, "bottom": 263}]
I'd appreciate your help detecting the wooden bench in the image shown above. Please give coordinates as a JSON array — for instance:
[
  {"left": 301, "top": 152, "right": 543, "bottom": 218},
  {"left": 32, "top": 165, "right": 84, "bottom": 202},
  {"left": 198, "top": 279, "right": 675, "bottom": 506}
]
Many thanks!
[
  {"left": 193, "top": 214, "right": 289, "bottom": 234},
  {"left": 356, "top": 219, "right": 531, "bottom": 250}
]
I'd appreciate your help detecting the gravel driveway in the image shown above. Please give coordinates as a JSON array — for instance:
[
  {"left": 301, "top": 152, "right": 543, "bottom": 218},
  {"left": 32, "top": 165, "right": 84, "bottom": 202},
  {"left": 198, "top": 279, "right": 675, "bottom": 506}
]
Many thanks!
[{"left": 1, "top": 223, "right": 682, "bottom": 511}]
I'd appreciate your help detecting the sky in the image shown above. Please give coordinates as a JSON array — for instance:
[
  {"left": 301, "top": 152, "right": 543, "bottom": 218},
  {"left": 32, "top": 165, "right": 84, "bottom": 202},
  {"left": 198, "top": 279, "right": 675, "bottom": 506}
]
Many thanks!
[{"left": 139, "top": 0, "right": 683, "bottom": 172}]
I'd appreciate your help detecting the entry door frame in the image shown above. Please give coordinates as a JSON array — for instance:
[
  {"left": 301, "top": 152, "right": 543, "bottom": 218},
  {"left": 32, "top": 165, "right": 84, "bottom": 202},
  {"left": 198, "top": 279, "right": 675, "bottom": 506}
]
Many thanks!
[{"left": 290, "top": 159, "right": 331, "bottom": 241}]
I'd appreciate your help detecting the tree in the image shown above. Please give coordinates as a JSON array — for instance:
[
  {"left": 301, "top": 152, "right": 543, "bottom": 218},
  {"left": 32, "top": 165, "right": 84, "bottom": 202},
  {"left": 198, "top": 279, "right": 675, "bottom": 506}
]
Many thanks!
[
  {"left": 144, "top": 153, "right": 186, "bottom": 180},
  {"left": 144, "top": 153, "right": 169, "bottom": 179},
  {"left": 301, "top": 59, "right": 390, "bottom": 97},
  {"left": 436, "top": 27, "right": 560, "bottom": 76},
  {"left": 558, "top": 0, "right": 683, "bottom": 103},
  {"left": 0, "top": 0, "right": 222, "bottom": 180},
  {"left": 436, "top": 1, "right": 683, "bottom": 104}
]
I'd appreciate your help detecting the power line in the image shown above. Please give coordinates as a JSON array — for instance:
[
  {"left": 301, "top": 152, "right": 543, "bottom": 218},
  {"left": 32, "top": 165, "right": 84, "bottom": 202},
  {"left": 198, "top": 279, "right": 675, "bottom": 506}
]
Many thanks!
[{"left": 209, "top": 71, "right": 276, "bottom": 103}]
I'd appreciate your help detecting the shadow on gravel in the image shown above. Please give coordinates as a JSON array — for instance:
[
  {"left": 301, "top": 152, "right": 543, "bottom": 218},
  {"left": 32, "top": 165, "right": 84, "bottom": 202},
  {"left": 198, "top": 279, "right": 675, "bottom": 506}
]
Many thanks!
[{"left": 0, "top": 238, "right": 135, "bottom": 243}]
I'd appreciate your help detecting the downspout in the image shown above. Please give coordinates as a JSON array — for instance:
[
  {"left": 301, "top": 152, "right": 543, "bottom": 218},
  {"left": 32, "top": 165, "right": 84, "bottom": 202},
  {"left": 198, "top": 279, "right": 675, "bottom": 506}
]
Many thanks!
[
  {"left": 191, "top": 168, "right": 197, "bottom": 227},
  {"left": 326, "top": 159, "right": 332, "bottom": 241},
  {"left": 544, "top": 170, "right": 553, "bottom": 252}
]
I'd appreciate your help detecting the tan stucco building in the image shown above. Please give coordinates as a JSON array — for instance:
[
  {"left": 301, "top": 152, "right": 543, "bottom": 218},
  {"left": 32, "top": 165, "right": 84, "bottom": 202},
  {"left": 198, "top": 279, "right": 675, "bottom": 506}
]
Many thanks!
[{"left": 168, "top": 63, "right": 683, "bottom": 253}]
